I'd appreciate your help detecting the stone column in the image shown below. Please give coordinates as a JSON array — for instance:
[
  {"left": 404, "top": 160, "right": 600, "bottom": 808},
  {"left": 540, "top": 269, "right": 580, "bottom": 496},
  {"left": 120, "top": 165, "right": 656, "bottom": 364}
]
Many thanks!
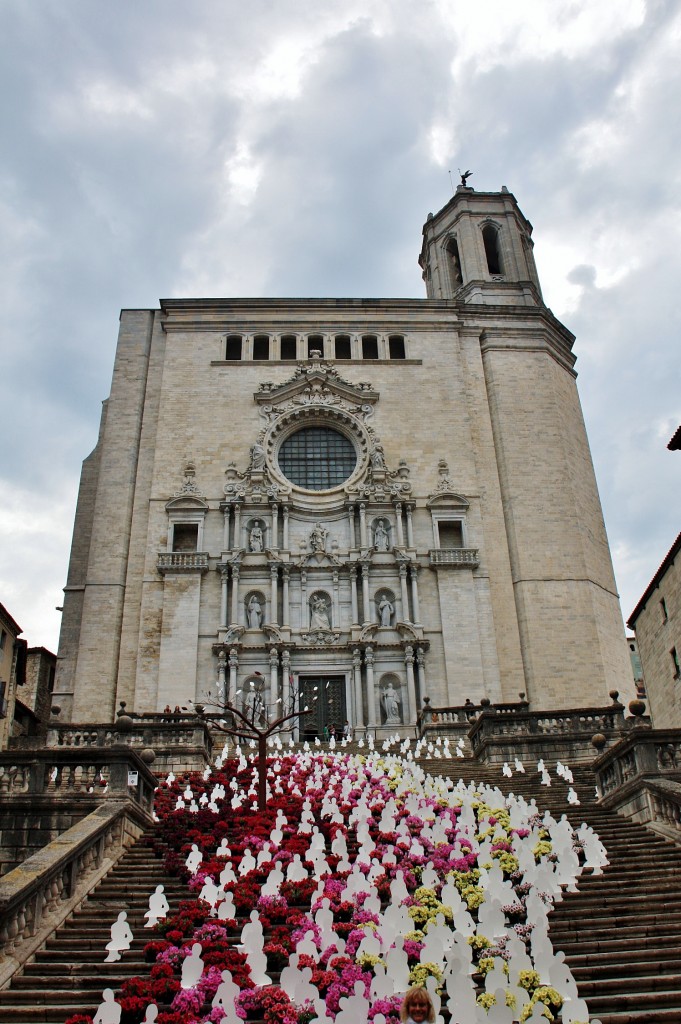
[
  {"left": 350, "top": 566, "right": 359, "bottom": 625},
  {"left": 332, "top": 570, "right": 340, "bottom": 627},
  {"left": 233, "top": 503, "right": 242, "bottom": 550},
  {"left": 359, "top": 503, "right": 368, "bottom": 547},
  {"left": 220, "top": 569, "right": 229, "bottom": 628},
  {"left": 217, "top": 649, "right": 227, "bottom": 706},
  {"left": 223, "top": 506, "right": 231, "bottom": 550},
  {"left": 365, "top": 646, "right": 376, "bottom": 727},
  {"left": 410, "top": 563, "right": 421, "bottom": 624},
  {"left": 347, "top": 504, "right": 356, "bottom": 548},
  {"left": 399, "top": 564, "right": 410, "bottom": 621},
  {"left": 353, "top": 648, "right": 364, "bottom": 728},
  {"left": 404, "top": 644, "right": 417, "bottom": 725},
  {"left": 269, "top": 647, "right": 279, "bottom": 715},
  {"left": 416, "top": 646, "right": 426, "bottom": 705},
  {"left": 231, "top": 567, "right": 241, "bottom": 625},
  {"left": 270, "top": 502, "right": 279, "bottom": 550},
  {"left": 301, "top": 571, "right": 308, "bottom": 626},
  {"left": 394, "top": 501, "right": 405, "bottom": 547},
  {"left": 361, "top": 563, "right": 371, "bottom": 625},
  {"left": 270, "top": 565, "right": 279, "bottom": 625},
  {"left": 228, "top": 648, "right": 239, "bottom": 705},
  {"left": 282, "top": 649, "right": 291, "bottom": 718},
  {"left": 282, "top": 505, "right": 289, "bottom": 550},
  {"left": 406, "top": 504, "right": 415, "bottom": 548},
  {"left": 282, "top": 568, "right": 290, "bottom": 627}
]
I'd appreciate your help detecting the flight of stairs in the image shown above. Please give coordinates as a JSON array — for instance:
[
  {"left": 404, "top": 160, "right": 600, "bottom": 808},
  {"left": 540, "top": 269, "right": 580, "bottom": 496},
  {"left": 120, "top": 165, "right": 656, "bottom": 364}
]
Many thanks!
[
  {"left": 0, "top": 754, "right": 679, "bottom": 1023},
  {"left": 0, "top": 840, "right": 185, "bottom": 1024}
]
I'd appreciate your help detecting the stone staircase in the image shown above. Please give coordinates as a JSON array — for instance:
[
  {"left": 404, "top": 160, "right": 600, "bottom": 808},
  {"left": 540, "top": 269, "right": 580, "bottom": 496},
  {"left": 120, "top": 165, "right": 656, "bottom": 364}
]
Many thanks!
[
  {"left": 0, "top": 754, "right": 680, "bottom": 1022},
  {"left": 0, "top": 839, "right": 185, "bottom": 1024}
]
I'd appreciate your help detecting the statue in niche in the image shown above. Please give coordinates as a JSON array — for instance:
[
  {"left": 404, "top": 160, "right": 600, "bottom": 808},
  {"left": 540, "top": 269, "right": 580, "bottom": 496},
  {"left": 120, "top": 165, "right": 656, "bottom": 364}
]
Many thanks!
[
  {"left": 249, "top": 521, "right": 264, "bottom": 552},
  {"left": 249, "top": 442, "right": 266, "bottom": 471},
  {"left": 244, "top": 683, "right": 266, "bottom": 726},
  {"left": 370, "top": 443, "right": 386, "bottom": 469},
  {"left": 310, "top": 522, "right": 328, "bottom": 552},
  {"left": 247, "top": 595, "right": 263, "bottom": 629},
  {"left": 378, "top": 594, "right": 394, "bottom": 627},
  {"left": 373, "top": 519, "right": 390, "bottom": 551},
  {"left": 310, "top": 594, "right": 331, "bottom": 630},
  {"left": 381, "top": 683, "right": 402, "bottom": 725}
]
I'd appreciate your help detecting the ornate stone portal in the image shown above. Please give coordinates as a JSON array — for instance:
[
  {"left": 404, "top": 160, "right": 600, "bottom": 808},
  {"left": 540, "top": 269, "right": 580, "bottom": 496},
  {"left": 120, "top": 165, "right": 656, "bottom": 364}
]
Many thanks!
[{"left": 211, "top": 361, "right": 426, "bottom": 734}]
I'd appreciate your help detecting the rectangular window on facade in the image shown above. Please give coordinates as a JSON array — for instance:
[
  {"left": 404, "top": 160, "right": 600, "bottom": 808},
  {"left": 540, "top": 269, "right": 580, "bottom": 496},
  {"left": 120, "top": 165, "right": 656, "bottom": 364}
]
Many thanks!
[
  {"left": 0, "top": 680, "right": 6, "bottom": 717},
  {"left": 362, "top": 335, "right": 379, "bottom": 359},
  {"left": 661, "top": 597, "right": 669, "bottom": 622},
  {"left": 334, "top": 335, "right": 352, "bottom": 359},
  {"left": 308, "top": 335, "right": 324, "bottom": 358},
  {"left": 438, "top": 521, "right": 464, "bottom": 548},
  {"left": 253, "top": 335, "right": 270, "bottom": 360},
  {"left": 225, "top": 335, "right": 242, "bottom": 360},
  {"left": 172, "top": 524, "right": 199, "bottom": 552},
  {"left": 389, "top": 335, "right": 406, "bottom": 359},
  {"left": 280, "top": 335, "right": 297, "bottom": 360},
  {"left": 672, "top": 647, "right": 680, "bottom": 680},
  {"left": 0, "top": 630, "right": 5, "bottom": 650}
]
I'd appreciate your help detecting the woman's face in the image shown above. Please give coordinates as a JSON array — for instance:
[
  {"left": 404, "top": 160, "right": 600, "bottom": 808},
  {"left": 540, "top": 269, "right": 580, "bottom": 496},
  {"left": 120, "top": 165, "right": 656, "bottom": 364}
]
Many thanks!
[{"left": 407, "top": 995, "right": 431, "bottom": 1023}]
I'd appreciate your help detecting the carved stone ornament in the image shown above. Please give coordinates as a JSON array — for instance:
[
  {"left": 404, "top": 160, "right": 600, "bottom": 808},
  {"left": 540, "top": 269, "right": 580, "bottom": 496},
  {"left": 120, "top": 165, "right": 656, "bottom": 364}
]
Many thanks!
[{"left": 300, "top": 628, "right": 342, "bottom": 645}]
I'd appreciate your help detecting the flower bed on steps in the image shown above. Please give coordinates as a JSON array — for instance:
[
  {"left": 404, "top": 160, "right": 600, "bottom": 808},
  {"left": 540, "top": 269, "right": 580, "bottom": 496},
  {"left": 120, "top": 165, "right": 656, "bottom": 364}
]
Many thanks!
[{"left": 66, "top": 749, "right": 594, "bottom": 1024}]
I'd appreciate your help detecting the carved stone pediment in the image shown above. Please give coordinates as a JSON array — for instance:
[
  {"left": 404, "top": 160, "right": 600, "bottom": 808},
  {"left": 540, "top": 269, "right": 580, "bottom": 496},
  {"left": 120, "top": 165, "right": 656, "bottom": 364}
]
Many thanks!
[
  {"left": 300, "top": 628, "right": 342, "bottom": 645},
  {"left": 358, "top": 623, "right": 379, "bottom": 643},
  {"left": 255, "top": 362, "right": 378, "bottom": 412}
]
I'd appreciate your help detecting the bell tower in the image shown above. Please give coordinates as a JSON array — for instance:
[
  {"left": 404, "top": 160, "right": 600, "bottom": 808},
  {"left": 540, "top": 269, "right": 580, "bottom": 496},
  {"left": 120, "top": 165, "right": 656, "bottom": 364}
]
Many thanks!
[{"left": 419, "top": 184, "right": 543, "bottom": 305}]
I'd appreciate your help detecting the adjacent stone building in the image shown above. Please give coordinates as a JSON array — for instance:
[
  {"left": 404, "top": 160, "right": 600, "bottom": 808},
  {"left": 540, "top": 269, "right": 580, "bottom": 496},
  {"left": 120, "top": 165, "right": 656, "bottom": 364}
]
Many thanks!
[
  {"left": 628, "top": 530, "right": 681, "bottom": 727},
  {"left": 55, "top": 186, "right": 634, "bottom": 734}
]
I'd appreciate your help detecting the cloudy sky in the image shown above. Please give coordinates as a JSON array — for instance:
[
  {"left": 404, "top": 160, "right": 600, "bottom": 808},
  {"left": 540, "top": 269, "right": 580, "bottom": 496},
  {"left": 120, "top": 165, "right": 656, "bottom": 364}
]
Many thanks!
[{"left": 1, "top": 0, "right": 679, "bottom": 653}]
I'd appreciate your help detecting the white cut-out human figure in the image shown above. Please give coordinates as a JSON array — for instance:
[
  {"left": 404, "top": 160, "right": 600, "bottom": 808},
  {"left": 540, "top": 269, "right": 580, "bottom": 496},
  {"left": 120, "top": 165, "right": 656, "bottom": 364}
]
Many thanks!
[
  {"left": 286, "top": 854, "right": 308, "bottom": 882},
  {"left": 212, "top": 969, "right": 241, "bottom": 1024},
  {"left": 199, "top": 876, "right": 222, "bottom": 909},
  {"left": 502, "top": 762, "right": 512, "bottom": 777},
  {"left": 93, "top": 989, "right": 121, "bottom": 1024},
  {"left": 514, "top": 757, "right": 525, "bottom": 772},
  {"left": 371, "top": 963, "right": 394, "bottom": 1001},
  {"left": 104, "top": 912, "right": 132, "bottom": 962},
  {"left": 567, "top": 787, "right": 580, "bottom": 804},
  {"left": 142, "top": 1007, "right": 158, "bottom": 1024},
  {"left": 335, "top": 980, "right": 369, "bottom": 1024},
  {"left": 216, "top": 839, "right": 230, "bottom": 857},
  {"left": 239, "top": 848, "right": 256, "bottom": 875},
  {"left": 185, "top": 844, "right": 203, "bottom": 874},
  {"left": 240, "top": 909, "right": 271, "bottom": 985},
  {"left": 181, "top": 942, "right": 204, "bottom": 989},
  {"left": 385, "top": 939, "right": 411, "bottom": 994},
  {"left": 145, "top": 885, "right": 169, "bottom": 927}
]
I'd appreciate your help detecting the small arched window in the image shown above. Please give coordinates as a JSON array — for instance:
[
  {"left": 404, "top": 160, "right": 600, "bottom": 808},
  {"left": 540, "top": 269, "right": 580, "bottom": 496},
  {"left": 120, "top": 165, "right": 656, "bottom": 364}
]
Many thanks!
[
  {"left": 446, "top": 237, "right": 463, "bottom": 288},
  {"left": 225, "top": 335, "right": 242, "bottom": 360},
  {"left": 482, "top": 224, "right": 503, "bottom": 275}
]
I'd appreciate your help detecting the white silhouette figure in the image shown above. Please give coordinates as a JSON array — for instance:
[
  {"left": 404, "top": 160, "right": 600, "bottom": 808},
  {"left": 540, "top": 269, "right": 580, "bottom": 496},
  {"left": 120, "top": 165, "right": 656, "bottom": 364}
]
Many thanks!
[
  {"left": 93, "top": 989, "right": 121, "bottom": 1024},
  {"left": 144, "top": 885, "right": 169, "bottom": 928},
  {"left": 181, "top": 942, "right": 205, "bottom": 989},
  {"left": 104, "top": 912, "right": 132, "bottom": 962}
]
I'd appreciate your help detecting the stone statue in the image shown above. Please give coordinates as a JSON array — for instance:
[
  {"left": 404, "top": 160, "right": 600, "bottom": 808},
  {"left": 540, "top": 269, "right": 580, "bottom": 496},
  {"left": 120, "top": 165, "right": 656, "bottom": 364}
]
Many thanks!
[
  {"left": 310, "top": 522, "right": 328, "bottom": 552},
  {"left": 373, "top": 519, "right": 389, "bottom": 551},
  {"left": 245, "top": 685, "right": 266, "bottom": 726},
  {"left": 378, "top": 595, "right": 394, "bottom": 627},
  {"left": 250, "top": 442, "right": 266, "bottom": 471},
  {"left": 247, "top": 595, "right": 263, "bottom": 629},
  {"left": 249, "top": 521, "right": 264, "bottom": 552},
  {"left": 310, "top": 595, "right": 331, "bottom": 630},
  {"left": 381, "top": 683, "right": 401, "bottom": 724},
  {"left": 370, "top": 444, "right": 385, "bottom": 469}
]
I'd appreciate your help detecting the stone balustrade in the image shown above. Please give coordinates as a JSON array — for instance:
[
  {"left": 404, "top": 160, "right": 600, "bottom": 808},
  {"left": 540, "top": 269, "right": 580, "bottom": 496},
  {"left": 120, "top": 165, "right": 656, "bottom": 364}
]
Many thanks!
[
  {"left": 416, "top": 697, "right": 638, "bottom": 763},
  {"left": 428, "top": 548, "right": 479, "bottom": 568},
  {"left": 594, "top": 729, "right": 681, "bottom": 839},
  {"left": 157, "top": 551, "right": 209, "bottom": 573},
  {"left": 0, "top": 798, "right": 151, "bottom": 986},
  {"left": 0, "top": 747, "right": 157, "bottom": 812},
  {"left": 10, "top": 717, "right": 213, "bottom": 773}
]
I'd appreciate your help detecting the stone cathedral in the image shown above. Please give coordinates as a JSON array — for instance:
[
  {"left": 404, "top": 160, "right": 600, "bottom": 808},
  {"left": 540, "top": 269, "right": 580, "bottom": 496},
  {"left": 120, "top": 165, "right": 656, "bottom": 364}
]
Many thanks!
[{"left": 55, "top": 186, "right": 634, "bottom": 736}]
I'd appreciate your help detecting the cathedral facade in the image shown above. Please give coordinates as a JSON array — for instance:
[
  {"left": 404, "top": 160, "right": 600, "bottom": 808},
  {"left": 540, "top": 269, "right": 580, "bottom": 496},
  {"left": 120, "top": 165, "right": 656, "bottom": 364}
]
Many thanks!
[{"left": 55, "top": 187, "right": 633, "bottom": 733}]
